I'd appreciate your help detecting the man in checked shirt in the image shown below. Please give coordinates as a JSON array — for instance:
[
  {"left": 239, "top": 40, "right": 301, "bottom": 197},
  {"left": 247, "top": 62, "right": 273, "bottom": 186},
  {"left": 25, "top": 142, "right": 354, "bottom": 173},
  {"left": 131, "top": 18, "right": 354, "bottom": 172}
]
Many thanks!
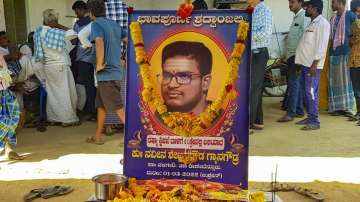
[{"left": 247, "top": 0, "right": 273, "bottom": 133}]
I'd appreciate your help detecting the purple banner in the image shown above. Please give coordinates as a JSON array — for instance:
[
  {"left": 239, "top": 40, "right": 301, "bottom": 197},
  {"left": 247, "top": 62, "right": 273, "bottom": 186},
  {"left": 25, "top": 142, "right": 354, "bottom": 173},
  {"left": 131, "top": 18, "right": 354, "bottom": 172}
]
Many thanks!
[{"left": 124, "top": 10, "right": 251, "bottom": 189}]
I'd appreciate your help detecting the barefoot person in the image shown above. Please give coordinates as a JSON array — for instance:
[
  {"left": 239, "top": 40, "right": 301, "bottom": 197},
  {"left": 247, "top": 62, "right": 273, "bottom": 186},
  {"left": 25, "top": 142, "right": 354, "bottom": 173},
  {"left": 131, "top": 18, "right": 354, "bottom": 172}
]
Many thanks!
[
  {"left": 328, "top": 0, "right": 357, "bottom": 117},
  {"left": 34, "top": 9, "right": 80, "bottom": 127},
  {"left": 350, "top": 0, "right": 360, "bottom": 125},
  {"left": 86, "top": 0, "right": 127, "bottom": 144},
  {"left": 0, "top": 55, "right": 23, "bottom": 160}
]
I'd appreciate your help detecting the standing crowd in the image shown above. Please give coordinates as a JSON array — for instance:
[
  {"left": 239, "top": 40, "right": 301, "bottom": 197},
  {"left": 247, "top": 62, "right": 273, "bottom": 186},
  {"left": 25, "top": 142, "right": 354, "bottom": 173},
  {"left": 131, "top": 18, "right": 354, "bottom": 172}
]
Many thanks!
[
  {"left": 0, "top": 0, "right": 128, "bottom": 159},
  {"left": 1, "top": 0, "right": 360, "bottom": 160},
  {"left": 249, "top": 0, "right": 360, "bottom": 134}
]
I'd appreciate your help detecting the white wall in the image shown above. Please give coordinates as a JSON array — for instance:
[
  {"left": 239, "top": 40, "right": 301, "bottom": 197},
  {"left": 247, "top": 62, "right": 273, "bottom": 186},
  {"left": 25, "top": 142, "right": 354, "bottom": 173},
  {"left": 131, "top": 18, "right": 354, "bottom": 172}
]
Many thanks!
[
  {"left": 26, "top": 0, "right": 77, "bottom": 31},
  {"left": 124, "top": 0, "right": 214, "bottom": 9},
  {"left": 0, "top": 0, "right": 5, "bottom": 31},
  {"left": 23, "top": 0, "right": 333, "bottom": 58}
]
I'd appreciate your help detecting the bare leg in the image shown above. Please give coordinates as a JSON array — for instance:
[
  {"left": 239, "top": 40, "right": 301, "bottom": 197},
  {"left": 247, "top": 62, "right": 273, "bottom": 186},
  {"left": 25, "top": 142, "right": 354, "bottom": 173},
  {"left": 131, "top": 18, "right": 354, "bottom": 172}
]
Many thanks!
[
  {"left": 95, "top": 107, "right": 106, "bottom": 142},
  {"left": 16, "top": 110, "right": 26, "bottom": 134},
  {"left": 4, "top": 142, "right": 24, "bottom": 160},
  {"left": 115, "top": 108, "right": 126, "bottom": 123}
]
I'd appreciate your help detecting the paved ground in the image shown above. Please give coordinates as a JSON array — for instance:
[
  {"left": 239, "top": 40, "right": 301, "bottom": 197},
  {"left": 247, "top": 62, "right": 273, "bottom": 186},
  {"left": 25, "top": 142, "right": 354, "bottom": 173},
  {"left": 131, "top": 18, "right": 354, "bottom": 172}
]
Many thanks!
[{"left": 0, "top": 97, "right": 359, "bottom": 201}]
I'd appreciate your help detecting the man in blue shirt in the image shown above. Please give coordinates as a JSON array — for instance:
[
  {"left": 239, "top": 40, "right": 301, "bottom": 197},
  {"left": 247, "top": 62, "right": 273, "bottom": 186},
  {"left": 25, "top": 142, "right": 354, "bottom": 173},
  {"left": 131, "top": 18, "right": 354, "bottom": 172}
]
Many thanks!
[
  {"left": 72, "top": 0, "right": 97, "bottom": 120},
  {"left": 247, "top": 0, "right": 273, "bottom": 132},
  {"left": 86, "top": 0, "right": 126, "bottom": 145}
]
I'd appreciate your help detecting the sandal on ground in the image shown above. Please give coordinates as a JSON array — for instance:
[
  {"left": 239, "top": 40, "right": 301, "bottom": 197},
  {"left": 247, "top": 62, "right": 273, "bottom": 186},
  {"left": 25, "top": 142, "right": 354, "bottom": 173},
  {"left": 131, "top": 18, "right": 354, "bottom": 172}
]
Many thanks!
[
  {"left": 56, "top": 186, "right": 74, "bottom": 196},
  {"left": 86, "top": 136, "right": 104, "bottom": 145},
  {"left": 24, "top": 188, "right": 43, "bottom": 202},
  {"left": 277, "top": 115, "right": 294, "bottom": 123},
  {"left": 6, "top": 151, "right": 25, "bottom": 160},
  {"left": 41, "top": 186, "right": 74, "bottom": 199},
  {"left": 62, "top": 121, "right": 81, "bottom": 127},
  {"left": 301, "top": 124, "right": 320, "bottom": 131},
  {"left": 24, "top": 186, "right": 74, "bottom": 201},
  {"left": 294, "top": 186, "right": 325, "bottom": 201}
]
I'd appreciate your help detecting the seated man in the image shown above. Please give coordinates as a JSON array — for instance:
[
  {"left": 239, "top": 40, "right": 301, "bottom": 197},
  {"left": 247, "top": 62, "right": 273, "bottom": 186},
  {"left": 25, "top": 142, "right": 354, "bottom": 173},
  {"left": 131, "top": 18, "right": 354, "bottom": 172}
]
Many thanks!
[
  {"left": 19, "top": 32, "right": 47, "bottom": 132},
  {"left": 0, "top": 31, "right": 35, "bottom": 82},
  {"left": 0, "top": 31, "right": 42, "bottom": 128}
]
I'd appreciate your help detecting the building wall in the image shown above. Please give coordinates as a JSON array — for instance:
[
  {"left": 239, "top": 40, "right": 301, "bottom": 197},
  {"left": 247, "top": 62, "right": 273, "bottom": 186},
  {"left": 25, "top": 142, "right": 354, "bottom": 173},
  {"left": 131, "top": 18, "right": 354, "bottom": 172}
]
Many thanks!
[
  {"left": 26, "top": 0, "right": 333, "bottom": 31},
  {"left": 26, "top": 0, "right": 77, "bottom": 31},
  {"left": 23, "top": 0, "right": 333, "bottom": 56},
  {"left": 0, "top": 0, "right": 5, "bottom": 31}
]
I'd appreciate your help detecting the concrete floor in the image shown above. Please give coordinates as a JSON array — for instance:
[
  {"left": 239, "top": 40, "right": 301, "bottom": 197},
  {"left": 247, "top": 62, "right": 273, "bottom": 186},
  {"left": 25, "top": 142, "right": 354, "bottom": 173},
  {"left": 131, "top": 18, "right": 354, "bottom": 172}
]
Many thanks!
[
  {"left": 9, "top": 97, "right": 360, "bottom": 160},
  {"left": 0, "top": 97, "right": 359, "bottom": 201}
]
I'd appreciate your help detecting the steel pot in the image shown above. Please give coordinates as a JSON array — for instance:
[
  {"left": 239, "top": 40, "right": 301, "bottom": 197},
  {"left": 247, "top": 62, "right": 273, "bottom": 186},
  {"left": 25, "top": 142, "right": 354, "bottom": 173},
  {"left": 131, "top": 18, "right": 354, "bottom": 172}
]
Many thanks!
[{"left": 92, "top": 173, "right": 127, "bottom": 200}]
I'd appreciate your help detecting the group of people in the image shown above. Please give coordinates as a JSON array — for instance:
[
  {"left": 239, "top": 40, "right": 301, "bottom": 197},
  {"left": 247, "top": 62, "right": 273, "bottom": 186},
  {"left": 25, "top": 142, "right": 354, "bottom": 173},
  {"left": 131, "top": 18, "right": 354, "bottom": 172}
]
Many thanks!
[
  {"left": 249, "top": 0, "right": 360, "bottom": 133},
  {"left": 0, "top": 0, "right": 128, "bottom": 159}
]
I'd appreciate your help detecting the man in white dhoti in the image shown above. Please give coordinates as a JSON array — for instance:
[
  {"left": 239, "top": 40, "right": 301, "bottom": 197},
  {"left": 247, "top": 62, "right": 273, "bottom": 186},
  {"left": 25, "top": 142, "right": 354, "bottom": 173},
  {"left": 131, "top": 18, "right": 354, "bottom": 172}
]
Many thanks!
[{"left": 34, "top": 9, "right": 79, "bottom": 126}]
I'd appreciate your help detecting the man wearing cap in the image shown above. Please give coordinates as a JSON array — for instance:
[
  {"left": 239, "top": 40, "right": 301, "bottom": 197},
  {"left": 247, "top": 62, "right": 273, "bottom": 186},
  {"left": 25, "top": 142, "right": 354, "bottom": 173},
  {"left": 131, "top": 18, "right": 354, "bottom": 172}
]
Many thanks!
[{"left": 295, "top": 0, "right": 330, "bottom": 130}]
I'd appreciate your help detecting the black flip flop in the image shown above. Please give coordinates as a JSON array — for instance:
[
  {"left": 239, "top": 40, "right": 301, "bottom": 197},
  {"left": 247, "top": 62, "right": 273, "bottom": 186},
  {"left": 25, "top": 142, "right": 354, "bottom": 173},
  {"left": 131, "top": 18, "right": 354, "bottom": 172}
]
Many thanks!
[
  {"left": 41, "top": 186, "right": 74, "bottom": 199},
  {"left": 24, "top": 188, "right": 44, "bottom": 202}
]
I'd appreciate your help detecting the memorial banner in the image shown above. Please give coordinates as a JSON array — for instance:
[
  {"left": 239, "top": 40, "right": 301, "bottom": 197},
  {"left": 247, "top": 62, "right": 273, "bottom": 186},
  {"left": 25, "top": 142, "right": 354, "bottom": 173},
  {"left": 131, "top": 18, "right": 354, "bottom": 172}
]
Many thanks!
[{"left": 124, "top": 10, "right": 251, "bottom": 189}]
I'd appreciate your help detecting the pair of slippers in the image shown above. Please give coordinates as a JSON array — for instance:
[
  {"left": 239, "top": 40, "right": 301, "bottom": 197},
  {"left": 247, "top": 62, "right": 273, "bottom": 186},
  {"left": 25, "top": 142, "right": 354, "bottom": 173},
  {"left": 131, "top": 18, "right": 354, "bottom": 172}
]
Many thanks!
[{"left": 24, "top": 186, "right": 74, "bottom": 201}]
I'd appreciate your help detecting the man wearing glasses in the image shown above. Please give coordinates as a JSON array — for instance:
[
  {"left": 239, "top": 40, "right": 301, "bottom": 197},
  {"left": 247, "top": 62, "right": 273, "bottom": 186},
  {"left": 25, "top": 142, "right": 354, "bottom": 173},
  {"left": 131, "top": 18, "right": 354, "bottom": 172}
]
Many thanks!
[{"left": 159, "top": 41, "right": 212, "bottom": 116}]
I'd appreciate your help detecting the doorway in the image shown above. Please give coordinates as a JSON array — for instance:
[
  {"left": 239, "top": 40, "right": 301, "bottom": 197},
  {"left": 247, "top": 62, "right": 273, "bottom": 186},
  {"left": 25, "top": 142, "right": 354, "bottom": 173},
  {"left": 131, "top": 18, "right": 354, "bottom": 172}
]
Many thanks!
[{"left": 3, "top": 0, "right": 27, "bottom": 45}]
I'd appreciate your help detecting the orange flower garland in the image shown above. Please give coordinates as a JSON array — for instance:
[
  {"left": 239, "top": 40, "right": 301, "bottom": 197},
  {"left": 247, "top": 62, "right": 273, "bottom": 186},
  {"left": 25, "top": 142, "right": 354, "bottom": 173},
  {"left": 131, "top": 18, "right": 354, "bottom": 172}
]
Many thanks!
[{"left": 130, "top": 20, "right": 249, "bottom": 136}]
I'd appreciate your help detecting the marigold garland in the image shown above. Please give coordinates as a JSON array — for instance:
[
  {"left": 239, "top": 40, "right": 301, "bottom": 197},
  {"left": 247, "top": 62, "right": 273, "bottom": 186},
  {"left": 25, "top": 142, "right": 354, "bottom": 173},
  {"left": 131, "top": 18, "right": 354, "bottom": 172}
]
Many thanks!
[{"left": 130, "top": 20, "right": 249, "bottom": 136}]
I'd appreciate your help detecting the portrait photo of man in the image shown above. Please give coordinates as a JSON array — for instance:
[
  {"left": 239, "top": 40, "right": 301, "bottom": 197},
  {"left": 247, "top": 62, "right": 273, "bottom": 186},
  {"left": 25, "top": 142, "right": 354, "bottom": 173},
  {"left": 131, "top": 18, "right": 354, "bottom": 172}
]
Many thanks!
[{"left": 158, "top": 41, "right": 213, "bottom": 116}]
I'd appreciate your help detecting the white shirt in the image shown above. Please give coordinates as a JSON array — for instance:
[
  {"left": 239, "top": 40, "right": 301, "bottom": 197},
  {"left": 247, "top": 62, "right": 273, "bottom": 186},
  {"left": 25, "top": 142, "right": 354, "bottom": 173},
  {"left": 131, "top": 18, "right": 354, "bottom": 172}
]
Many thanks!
[
  {"left": 19, "top": 45, "right": 33, "bottom": 57},
  {"left": 0, "top": 46, "right": 10, "bottom": 56},
  {"left": 295, "top": 15, "right": 330, "bottom": 69},
  {"left": 78, "top": 22, "right": 93, "bottom": 48}
]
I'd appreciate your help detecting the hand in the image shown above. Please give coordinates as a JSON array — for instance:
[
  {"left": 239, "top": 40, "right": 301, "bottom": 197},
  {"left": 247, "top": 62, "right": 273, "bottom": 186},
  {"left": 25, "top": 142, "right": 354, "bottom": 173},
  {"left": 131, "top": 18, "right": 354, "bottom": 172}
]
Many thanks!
[
  {"left": 96, "top": 63, "right": 105, "bottom": 72},
  {"left": 120, "top": 58, "right": 126, "bottom": 68},
  {"left": 310, "top": 63, "right": 317, "bottom": 77}
]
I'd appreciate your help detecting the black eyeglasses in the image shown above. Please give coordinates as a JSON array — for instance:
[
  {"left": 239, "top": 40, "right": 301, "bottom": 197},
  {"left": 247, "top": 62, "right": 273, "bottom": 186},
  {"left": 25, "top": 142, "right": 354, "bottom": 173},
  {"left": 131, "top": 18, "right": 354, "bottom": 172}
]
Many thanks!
[{"left": 157, "top": 71, "right": 202, "bottom": 85}]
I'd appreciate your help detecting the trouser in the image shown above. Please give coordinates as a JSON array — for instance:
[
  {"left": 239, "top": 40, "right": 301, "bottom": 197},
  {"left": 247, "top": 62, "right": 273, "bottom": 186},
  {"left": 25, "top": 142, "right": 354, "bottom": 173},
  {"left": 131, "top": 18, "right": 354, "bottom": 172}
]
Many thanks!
[
  {"left": 250, "top": 47, "right": 269, "bottom": 125},
  {"left": 301, "top": 67, "right": 321, "bottom": 126},
  {"left": 350, "top": 68, "right": 360, "bottom": 114},
  {"left": 74, "top": 61, "right": 96, "bottom": 114},
  {"left": 286, "top": 56, "right": 304, "bottom": 117}
]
